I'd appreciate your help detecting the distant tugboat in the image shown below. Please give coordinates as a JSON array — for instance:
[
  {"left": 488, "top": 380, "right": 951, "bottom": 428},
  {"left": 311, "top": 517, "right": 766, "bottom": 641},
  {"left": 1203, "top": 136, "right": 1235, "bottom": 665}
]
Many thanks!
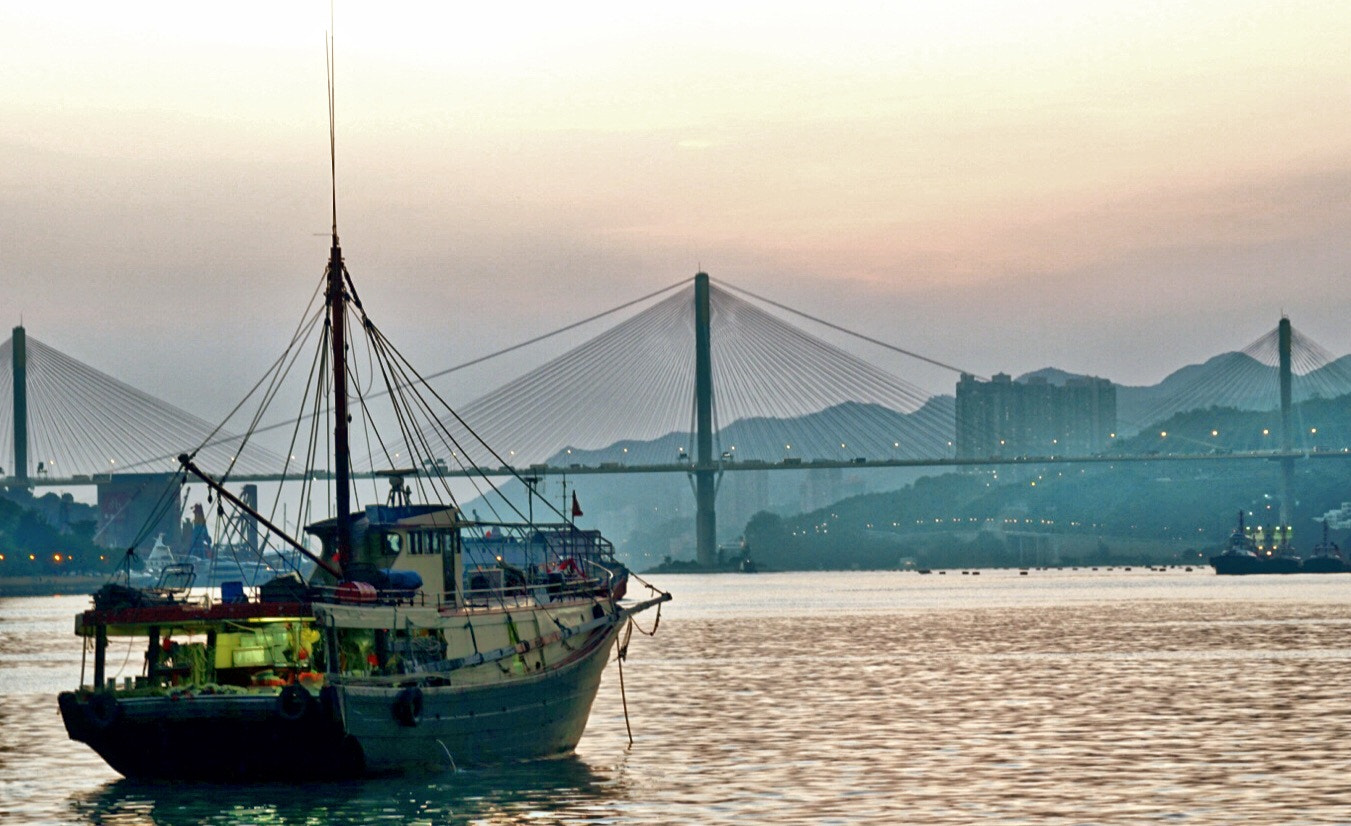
[
  {"left": 1210, "top": 512, "right": 1264, "bottom": 575},
  {"left": 1301, "top": 520, "right": 1346, "bottom": 574},
  {"left": 1258, "top": 523, "right": 1302, "bottom": 574}
]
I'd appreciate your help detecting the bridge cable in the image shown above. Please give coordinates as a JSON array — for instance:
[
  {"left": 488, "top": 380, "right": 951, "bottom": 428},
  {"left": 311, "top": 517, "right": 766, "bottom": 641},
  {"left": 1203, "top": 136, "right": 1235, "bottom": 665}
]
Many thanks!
[{"left": 716, "top": 279, "right": 980, "bottom": 378}]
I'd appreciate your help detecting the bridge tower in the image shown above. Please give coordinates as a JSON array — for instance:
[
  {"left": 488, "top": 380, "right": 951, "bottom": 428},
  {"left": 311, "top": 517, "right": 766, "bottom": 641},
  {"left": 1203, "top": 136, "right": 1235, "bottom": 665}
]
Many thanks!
[
  {"left": 11, "top": 325, "right": 27, "bottom": 484},
  {"left": 1278, "top": 316, "right": 1293, "bottom": 530},
  {"left": 694, "top": 272, "right": 718, "bottom": 567}
]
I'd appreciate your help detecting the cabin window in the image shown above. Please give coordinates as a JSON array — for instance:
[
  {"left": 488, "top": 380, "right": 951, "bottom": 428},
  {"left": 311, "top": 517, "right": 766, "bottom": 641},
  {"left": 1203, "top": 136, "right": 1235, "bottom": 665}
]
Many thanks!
[{"left": 409, "top": 530, "right": 452, "bottom": 555}]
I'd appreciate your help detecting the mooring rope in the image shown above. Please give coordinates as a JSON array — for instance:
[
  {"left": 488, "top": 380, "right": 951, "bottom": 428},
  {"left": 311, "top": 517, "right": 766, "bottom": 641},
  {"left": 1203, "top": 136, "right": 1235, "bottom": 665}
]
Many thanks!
[{"left": 617, "top": 619, "right": 635, "bottom": 747}]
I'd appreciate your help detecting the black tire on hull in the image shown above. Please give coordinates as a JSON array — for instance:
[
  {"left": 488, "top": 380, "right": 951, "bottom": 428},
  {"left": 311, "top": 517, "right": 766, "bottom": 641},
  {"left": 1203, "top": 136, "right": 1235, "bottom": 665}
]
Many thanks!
[
  {"left": 276, "top": 684, "right": 313, "bottom": 721},
  {"left": 86, "top": 692, "right": 120, "bottom": 730},
  {"left": 393, "top": 687, "right": 423, "bottom": 727}
]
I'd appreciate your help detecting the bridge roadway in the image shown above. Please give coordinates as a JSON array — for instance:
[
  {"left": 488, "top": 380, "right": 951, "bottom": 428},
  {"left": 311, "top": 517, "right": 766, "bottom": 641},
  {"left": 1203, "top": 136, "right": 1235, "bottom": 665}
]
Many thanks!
[{"left": 17, "top": 449, "right": 1351, "bottom": 488}]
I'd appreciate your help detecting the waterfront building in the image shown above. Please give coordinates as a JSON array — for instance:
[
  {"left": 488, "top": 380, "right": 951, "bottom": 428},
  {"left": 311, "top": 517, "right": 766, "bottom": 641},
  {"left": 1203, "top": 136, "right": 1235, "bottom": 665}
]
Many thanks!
[{"left": 955, "top": 373, "right": 1116, "bottom": 459}]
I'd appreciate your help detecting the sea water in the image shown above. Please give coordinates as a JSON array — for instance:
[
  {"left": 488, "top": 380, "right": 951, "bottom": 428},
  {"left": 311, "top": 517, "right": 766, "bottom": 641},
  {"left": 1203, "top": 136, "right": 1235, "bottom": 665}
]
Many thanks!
[{"left": 4, "top": 569, "right": 1351, "bottom": 824}]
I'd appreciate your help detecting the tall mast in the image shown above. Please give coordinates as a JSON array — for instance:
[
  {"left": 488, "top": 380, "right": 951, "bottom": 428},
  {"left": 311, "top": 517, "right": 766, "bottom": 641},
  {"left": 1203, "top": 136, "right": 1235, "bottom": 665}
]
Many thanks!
[
  {"left": 328, "top": 238, "right": 352, "bottom": 567},
  {"left": 326, "top": 28, "right": 352, "bottom": 568}
]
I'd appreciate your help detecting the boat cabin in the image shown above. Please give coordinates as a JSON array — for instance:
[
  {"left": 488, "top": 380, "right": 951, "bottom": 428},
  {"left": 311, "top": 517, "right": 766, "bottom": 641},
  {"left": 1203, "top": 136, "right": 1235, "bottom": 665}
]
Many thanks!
[{"left": 305, "top": 503, "right": 462, "bottom": 605}]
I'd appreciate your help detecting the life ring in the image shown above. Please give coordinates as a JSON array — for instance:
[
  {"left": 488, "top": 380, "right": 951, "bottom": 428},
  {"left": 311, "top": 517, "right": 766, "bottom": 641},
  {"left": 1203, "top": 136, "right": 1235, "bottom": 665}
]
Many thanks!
[
  {"left": 86, "top": 692, "right": 120, "bottom": 730},
  {"left": 276, "top": 684, "right": 313, "bottom": 722},
  {"left": 393, "top": 686, "right": 423, "bottom": 727}
]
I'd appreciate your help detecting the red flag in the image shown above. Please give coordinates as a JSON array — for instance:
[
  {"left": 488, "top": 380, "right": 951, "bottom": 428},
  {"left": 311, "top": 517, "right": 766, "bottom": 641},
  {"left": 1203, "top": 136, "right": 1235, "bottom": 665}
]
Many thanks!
[{"left": 571, "top": 491, "right": 584, "bottom": 518}]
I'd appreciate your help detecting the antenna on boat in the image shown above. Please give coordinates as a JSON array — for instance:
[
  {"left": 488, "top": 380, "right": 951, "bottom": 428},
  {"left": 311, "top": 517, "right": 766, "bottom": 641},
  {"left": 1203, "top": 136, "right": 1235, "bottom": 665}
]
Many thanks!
[
  {"left": 325, "top": 15, "right": 353, "bottom": 570},
  {"left": 326, "top": 19, "right": 339, "bottom": 248}
]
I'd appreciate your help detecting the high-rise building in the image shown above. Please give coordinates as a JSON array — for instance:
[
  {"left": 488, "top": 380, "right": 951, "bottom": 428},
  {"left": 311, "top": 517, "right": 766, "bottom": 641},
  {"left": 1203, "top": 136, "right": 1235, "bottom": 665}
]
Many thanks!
[{"left": 955, "top": 373, "right": 1116, "bottom": 459}]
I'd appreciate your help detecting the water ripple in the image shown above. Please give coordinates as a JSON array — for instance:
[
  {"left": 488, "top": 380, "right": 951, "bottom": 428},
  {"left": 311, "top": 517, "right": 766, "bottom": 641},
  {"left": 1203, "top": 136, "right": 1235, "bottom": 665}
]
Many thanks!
[{"left": 6, "top": 573, "right": 1351, "bottom": 823}]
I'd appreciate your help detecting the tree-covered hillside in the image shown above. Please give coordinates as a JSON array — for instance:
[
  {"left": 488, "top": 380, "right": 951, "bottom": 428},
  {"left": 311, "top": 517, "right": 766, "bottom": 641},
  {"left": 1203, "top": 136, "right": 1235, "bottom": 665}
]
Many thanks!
[
  {"left": 740, "top": 458, "right": 1351, "bottom": 571},
  {"left": 0, "top": 489, "right": 113, "bottom": 576}
]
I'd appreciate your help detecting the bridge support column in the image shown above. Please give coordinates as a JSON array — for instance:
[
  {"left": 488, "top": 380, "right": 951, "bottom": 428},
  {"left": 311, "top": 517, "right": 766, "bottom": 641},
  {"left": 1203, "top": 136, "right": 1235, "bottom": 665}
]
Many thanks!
[
  {"left": 1278, "top": 316, "right": 1293, "bottom": 531},
  {"left": 694, "top": 272, "right": 717, "bottom": 567},
  {"left": 12, "top": 325, "right": 27, "bottom": 484}
]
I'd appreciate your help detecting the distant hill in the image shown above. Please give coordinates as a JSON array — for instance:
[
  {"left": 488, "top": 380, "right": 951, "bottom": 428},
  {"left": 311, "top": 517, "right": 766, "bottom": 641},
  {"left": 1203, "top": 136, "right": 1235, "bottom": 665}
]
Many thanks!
[
  {"left": 456, "top": 398, "right": 953, "bottom": 566},
  {"left": 456, "top": 347, "right": 1351, "bottom": 566},
  {"left": 550, "top": 396, "right": 955, "bottom": 466},
  {"left": 1016, "top": 367, "right": 1084, "bottom": 385},
  {"left": 1019, "top": 352, "right": 1351, "bottom": 436},
  {"left": 742, "top": 456, "right": 1351, "bottom": 571}
]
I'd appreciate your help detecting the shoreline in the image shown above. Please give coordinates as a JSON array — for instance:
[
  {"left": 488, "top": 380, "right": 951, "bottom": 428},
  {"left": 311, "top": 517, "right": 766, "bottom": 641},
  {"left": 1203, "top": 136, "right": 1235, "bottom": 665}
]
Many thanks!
[{"left": 0, "top": 575, "right": 105, "bottom": 598}]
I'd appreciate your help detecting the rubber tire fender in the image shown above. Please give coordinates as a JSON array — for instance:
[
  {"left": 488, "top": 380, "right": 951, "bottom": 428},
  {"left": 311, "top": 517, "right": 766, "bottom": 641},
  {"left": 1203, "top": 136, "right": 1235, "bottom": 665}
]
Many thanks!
[
  {"left": 86, "top": 692, "right": 120, "bottom": 730},
  {"left": 276, "top": 684, "right": 313, "bottom": 722},
  {"left": 393, "top": 686, "right": 423, "bottom": 727}
]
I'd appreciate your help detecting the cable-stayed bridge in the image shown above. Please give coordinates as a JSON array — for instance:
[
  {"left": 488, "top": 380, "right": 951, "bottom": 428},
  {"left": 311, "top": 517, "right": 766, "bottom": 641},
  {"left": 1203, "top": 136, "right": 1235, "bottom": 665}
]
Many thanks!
[{"left": 4, "top": 275, "right": 1351, "bottom": 564}]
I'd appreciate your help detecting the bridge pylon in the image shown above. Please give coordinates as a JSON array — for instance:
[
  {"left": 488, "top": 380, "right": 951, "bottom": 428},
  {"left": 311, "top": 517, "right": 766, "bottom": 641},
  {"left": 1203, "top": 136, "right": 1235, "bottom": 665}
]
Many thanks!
[
  {"left": 693, "top": 272, "right": 718, "bottom": 567},
  {"left": 1278, "top": 316, "right": 1293, "bottom": 529},
  {"left": 12, "top": 325, "right": 27, "bottom": 484}
]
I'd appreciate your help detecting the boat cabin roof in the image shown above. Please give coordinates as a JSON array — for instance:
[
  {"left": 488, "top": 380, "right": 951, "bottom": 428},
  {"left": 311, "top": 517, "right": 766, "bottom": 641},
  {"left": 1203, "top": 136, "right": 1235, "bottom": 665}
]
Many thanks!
[{"left": 304, "top": 503, "right": 462, "bottom": 540}]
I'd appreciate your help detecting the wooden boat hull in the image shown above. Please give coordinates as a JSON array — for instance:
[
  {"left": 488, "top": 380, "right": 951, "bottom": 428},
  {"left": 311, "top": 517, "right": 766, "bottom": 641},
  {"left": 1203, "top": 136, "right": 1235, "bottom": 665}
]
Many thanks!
[
  {"left": 58, "top": 622, "right": 620, "bottom": 780},
  {"left": 57, "top": 689, "right": 359, "bottom": 780},
  {"left": 340, "top": 626, "right": 617, "bottom": 771}
]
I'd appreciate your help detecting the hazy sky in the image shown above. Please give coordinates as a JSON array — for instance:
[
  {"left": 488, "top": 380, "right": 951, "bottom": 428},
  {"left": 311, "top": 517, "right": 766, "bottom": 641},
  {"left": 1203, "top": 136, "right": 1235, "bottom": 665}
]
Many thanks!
[{"left": 3, "top": 1, "right": 1349, "bottom": 420}]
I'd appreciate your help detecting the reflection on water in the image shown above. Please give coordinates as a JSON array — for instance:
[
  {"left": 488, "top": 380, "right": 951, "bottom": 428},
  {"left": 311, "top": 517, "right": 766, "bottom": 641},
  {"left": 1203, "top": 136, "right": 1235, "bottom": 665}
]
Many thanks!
[
  {"left": 73, "top": 758, "right": 623, "bottom": 826},
  {"left": 7, "top": 572, "right": 1351, "bottom": 824}
]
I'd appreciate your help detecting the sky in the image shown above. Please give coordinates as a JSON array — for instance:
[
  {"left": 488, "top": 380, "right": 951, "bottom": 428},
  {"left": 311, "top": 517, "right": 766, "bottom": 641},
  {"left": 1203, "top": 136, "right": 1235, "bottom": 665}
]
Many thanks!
[{"left": 2, "top": 0, "right": 1350, "bottom": 424}]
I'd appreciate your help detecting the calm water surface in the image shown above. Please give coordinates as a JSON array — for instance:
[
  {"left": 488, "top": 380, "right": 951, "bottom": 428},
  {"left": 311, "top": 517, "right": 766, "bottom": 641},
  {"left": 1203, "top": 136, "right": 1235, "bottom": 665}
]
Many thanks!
[{"left": 4, "top": 569, "right": 1351, "bottom": 824}]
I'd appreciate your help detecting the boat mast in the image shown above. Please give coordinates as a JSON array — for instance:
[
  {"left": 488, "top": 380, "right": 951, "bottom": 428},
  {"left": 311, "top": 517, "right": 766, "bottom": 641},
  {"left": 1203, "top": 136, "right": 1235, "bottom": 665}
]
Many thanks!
[
  {"left": 326, "top": 29, "right": 353, "bottom": 569},
  {"left": 328, "top": 238, "right": 352, "bottom": 567}
]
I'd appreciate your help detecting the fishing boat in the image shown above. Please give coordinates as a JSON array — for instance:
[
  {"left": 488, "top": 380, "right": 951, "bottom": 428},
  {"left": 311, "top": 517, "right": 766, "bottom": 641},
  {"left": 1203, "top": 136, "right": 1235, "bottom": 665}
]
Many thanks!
[
  {"left": 56, "top": 44, "right": 670, "bottom": 780},
  {"left": 1209, "top": 511, "right": 1264, "bottom": 575},
  {"left": 1300, "top": 520, "right": 1345, "bottom": 574}
]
